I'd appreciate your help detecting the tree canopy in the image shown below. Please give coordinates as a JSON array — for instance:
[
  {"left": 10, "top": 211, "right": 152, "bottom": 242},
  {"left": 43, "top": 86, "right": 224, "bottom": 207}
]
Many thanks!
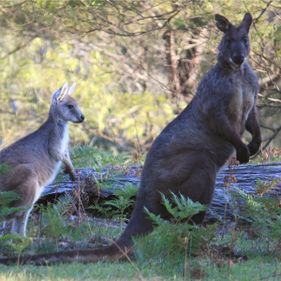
[{"left": 0, "top": 0, "right": 280, "bottom": 151}]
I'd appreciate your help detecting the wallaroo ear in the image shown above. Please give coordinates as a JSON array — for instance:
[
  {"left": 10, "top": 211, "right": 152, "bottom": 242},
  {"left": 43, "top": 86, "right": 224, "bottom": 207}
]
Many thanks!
[
  {"left": 215, "top": 14, "right": 232, "bottom": 33},
  {"left": 67, "top": 83, "right": 76, "bottom": 96},
  {"left": 240, "top": 12, "right": 253, "bottom": 32},
  {"left": 56, "top": 82, "right": 69, "bottom": 102},
  {"left": 52, "top": 83, "right": 69, "bottom": 102}
]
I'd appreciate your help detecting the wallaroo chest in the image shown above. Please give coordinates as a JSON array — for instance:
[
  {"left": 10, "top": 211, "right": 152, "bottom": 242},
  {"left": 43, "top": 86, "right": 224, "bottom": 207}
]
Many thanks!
[
  {"left": 224, "top": 63, "right": 258, "bottom": 132},
  {"left": 48, "top": 120, "right": 69, "bottom": 161},
  {"left": 58, "top": 125, "right": 69, "bottom": 155},
  {"left": 43, "top": 122, "right": 69, "bottom": 187}
]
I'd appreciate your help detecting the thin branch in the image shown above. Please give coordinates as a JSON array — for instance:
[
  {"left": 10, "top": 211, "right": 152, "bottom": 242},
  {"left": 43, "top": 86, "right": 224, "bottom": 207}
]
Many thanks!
[
  {"left": 253, "top": 0, "right": 273, "bottom": 23},
  {"left": 262, "top": 125, "right": 281, "bottom": 150},
  {"left": 0, "top": 36, "right": 36, "bottom": 60}
]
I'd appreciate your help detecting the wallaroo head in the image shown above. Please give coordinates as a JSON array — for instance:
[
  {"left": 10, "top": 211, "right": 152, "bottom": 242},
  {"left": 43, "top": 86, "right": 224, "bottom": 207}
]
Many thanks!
[
  {"left": 51, "top": 83, "right": 85, "bottom": 123},
  {"left": 215, "top": 13, "right": 253, "bottom": 68}
]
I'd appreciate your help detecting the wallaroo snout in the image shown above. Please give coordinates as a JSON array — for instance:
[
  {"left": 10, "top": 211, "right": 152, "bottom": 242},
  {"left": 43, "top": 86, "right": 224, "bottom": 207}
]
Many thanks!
[
  {"left": 215, "top": 13, "right": 252, "bottom": 67},
  {"left": 0, "top": 83, "right": 84, "bottom": 236}
]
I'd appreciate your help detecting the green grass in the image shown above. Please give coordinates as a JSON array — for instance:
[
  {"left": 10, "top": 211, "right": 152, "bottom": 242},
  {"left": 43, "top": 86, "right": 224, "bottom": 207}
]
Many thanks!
[
  {"left": 0, "top": 256, "right": 280, "bottom": 281},
  {"left": 0, "top": 262, "right": 139, "bottom": 281},
  {"left": 200, "top": 256, "right": 281, "bottom": 281}
]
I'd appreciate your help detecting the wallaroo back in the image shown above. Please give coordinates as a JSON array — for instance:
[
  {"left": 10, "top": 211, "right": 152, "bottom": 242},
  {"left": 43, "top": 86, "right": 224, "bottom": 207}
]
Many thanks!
[
  {"left": 0, "top": 83, "right": 84, "bottom": 237},
  {"left": 0, "top": 13, "right": 261, "bottom": 265}
]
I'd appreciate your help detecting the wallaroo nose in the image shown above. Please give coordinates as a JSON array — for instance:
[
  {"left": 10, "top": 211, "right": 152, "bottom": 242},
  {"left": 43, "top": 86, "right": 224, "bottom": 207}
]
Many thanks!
[
  {"left": 232, "top": 54, "right": 244, "bottom": 65},
  {"left": 80, "top": 114, "right": 85, "bottom": 121}
]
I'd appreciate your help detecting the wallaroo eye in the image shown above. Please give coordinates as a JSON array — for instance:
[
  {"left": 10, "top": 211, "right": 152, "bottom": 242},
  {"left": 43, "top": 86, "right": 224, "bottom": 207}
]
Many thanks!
[{"left": 66, "top": 104, "right": 74, "bottom": 109}]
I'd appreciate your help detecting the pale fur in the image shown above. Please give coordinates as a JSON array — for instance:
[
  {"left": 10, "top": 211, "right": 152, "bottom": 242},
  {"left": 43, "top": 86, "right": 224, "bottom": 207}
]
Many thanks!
[{"left": 0, "top": 83, "right": 84, "bottom": 236}]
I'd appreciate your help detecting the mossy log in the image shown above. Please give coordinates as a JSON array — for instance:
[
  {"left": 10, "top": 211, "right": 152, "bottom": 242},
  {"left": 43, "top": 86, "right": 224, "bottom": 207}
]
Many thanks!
[{"left": 41, "top": 162, "right": 281, "bottom": 222}]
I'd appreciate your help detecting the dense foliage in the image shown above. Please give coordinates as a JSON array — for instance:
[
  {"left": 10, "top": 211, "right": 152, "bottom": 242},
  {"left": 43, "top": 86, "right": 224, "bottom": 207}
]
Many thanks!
[{"left": 0, "top": 0, "right": 280, "bottom": 151}]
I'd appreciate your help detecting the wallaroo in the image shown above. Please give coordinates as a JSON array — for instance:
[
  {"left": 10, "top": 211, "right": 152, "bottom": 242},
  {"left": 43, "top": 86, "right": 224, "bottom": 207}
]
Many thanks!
[
  {"left": 0, "top": 12, "right": 261, "bottom": 265},
  {"left": 0, "top": 83, "right": 84, "bottom": 237}
]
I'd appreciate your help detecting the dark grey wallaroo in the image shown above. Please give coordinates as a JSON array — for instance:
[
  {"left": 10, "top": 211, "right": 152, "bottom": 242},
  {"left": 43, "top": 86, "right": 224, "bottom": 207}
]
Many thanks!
[
  {"left": 0, "top": 83, "right": 84, "bottom": 236},
  {"left": 0, "top": 13, "right": 261, "bottom": 264}
]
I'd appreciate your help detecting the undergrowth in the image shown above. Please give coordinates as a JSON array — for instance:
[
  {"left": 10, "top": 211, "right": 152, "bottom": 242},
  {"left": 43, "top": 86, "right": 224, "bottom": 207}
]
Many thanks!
[
  {"left": 89, "top": 183, "right": 138, "bottom": 219},
  {"left": 71, "top": 146, "right": 136, "bottom": 171},
  {"left": 0, "top": 146, "right": 281, "bottom": 280},
  {"left": 135, "top": 193, "right": 217, "bottom": 273},
  {"left": 0, "top": 192, "right": 31, "bottom": 256}
]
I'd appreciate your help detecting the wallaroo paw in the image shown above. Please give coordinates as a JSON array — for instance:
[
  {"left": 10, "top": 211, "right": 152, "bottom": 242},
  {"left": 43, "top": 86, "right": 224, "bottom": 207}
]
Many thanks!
[
  {"left": 64, "top": 168, "right": 76, "bottom": 181},
  {"left": 69, "top": 172, "right": 76, "bottom": 181},
  {"left": 236, "top": 145, "right": 250, "bottom": 164},
  {"left": 247, "top": 139, "right": 261, "bottom": 156}
]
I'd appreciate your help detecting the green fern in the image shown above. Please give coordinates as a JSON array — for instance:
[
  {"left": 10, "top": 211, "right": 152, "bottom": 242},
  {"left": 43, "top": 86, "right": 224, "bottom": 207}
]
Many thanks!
[
  {"left": 144, "top": 192, "right": 206, "bottom": 225},
  {"left": 0, "top": 191, "right": 24, "bottom": 221},
  {"left": 231, "top": 187, "right": 281, "bottom": 244},
  {"left": 160, "top": 192, "right": 206, "bottom": 223},
  {"left": 0, "top": 190, "right": 32, "bottom": 256},
  {"left": 0, "top": 233, "right": 32, "bottom": 256},
  {"left": 39, "top": 195, "right": 74, "bottom": 239},
  {"left": 135, "top": 193, "right": 215, "bottom": 267},
  {"left": 89, "top": 184, "right": 138, "bottom": 219},
  {"left": 40, "top": 204, "right": 68, "bottom": 238},
  {"left": 0, "top": 163, "right": 10, "bottom": 174}
]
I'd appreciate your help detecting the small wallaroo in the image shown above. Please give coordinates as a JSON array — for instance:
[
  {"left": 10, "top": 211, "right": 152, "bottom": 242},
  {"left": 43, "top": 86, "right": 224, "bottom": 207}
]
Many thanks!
[
  {"left": 0, "top": 13, "right": 261, "bottom": 265},
  {"left": 0, "top": 83, "right": 84, "bottom": 237}
]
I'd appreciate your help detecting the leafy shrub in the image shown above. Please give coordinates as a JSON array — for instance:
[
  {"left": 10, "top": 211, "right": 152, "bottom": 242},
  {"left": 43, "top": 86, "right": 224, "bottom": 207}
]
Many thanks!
[
  {"left": 0, "top": 233, "right": 32, "bottom": 256},
  {"left": 40, "top": 204, "right": 69, "bottom": 239},
  {"left": 134, "top": 193, "right": 216, "bottom": 266},
  {"left": 235, "top": 189, "right": 281, "bottom": 240},
  {"left": 0, "top": 163, "right": 10, "bottom": 174},
  {"left": 38, "top": 194, "right": 95, "bottom": 243},
  {"left": 39, "top": 195, "right": 74, "bottom": 239},
  {"left": 90, "top": 184, "right": 138, "bottom": 219},
  {"left": 0, "top": 191, "right": 31, "bottom": 256},
  {"left": 0, "top": 191, "right": 23, "bottom": 220}
]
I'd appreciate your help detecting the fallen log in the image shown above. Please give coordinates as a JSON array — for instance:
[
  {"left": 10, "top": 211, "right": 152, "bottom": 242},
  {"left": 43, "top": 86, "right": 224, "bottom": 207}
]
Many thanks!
[{"left": 40, "top": 162, "right": 281, "bottom": 221}]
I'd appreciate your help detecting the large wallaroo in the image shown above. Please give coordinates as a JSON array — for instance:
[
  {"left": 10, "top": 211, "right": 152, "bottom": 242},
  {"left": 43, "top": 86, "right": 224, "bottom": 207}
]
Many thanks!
[
  {"left": 0, "top": 13, "right": 261, "bottom": 265},
  {"left": 0, "top": 83, "right": 84, "bottom": 237}
]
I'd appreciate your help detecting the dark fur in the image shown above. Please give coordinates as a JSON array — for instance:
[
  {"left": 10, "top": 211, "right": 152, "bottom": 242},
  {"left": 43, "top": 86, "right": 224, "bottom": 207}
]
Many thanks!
[{"left": 0, "top": 13, "right": 261, "bottom": 265}]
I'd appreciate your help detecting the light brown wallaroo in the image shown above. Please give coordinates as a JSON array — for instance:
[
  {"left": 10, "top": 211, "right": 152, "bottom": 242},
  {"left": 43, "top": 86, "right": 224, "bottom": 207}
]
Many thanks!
[
  {"left": 0, "top": 83, "right": 84, "bottom": 236},
  {"left": 0, "top": 13, "right": 261, "bottom": 265}
]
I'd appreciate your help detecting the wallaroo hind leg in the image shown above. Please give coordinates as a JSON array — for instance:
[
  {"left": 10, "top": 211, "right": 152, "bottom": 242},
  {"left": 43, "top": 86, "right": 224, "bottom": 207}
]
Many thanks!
[
  {"left": 117, "top": 192, "right": 156, "bottom": 247},
  {"left": 176, "top": 154, "right": 217, "bottom": 225},
  {"left": 178, "top": 157, "right": 217, "bottom": 224},
  {"left": 118, "top": 152, "right": 217, "bottom": 245},
  {"left": 11, "top": 208, "right": 33, "bottom": 236},
  {"left": 157, "top": 151, "right": 217, "bottom": 225},
  {"left": 8, "top": 166, "right": 39, "bottom": 236}
]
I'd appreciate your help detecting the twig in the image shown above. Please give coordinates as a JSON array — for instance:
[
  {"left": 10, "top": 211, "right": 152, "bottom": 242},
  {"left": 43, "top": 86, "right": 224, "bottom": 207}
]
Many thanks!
[{"left": 0, "top": 36, "right": 36, "bottom": 60}]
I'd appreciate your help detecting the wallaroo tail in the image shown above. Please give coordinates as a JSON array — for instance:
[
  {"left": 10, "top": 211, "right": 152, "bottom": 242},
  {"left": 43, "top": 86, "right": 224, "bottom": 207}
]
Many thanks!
[
  {"left": 0, "top": 12, "right": 261, "bottom": 265},
  {"left": 0, "top": 83, "right": 84, "bottom": 237}
]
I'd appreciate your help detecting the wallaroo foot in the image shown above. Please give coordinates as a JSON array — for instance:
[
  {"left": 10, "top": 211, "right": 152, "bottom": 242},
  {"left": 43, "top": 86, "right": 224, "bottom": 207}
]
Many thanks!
[
  {"left": 64, "top": 168, "right": 76, "bottom": 181},
  {"left": 236, "top": 144, "right": 250, "bottom": 164},
  {"left": 247, "top": 138, "right": 261, "bottom": 156}
]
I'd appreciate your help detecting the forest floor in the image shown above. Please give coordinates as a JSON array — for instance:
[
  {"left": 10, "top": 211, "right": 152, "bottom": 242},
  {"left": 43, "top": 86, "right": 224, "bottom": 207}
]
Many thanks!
[{"left": 1, "top": 146, "right": 281, "bottom": 281}]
